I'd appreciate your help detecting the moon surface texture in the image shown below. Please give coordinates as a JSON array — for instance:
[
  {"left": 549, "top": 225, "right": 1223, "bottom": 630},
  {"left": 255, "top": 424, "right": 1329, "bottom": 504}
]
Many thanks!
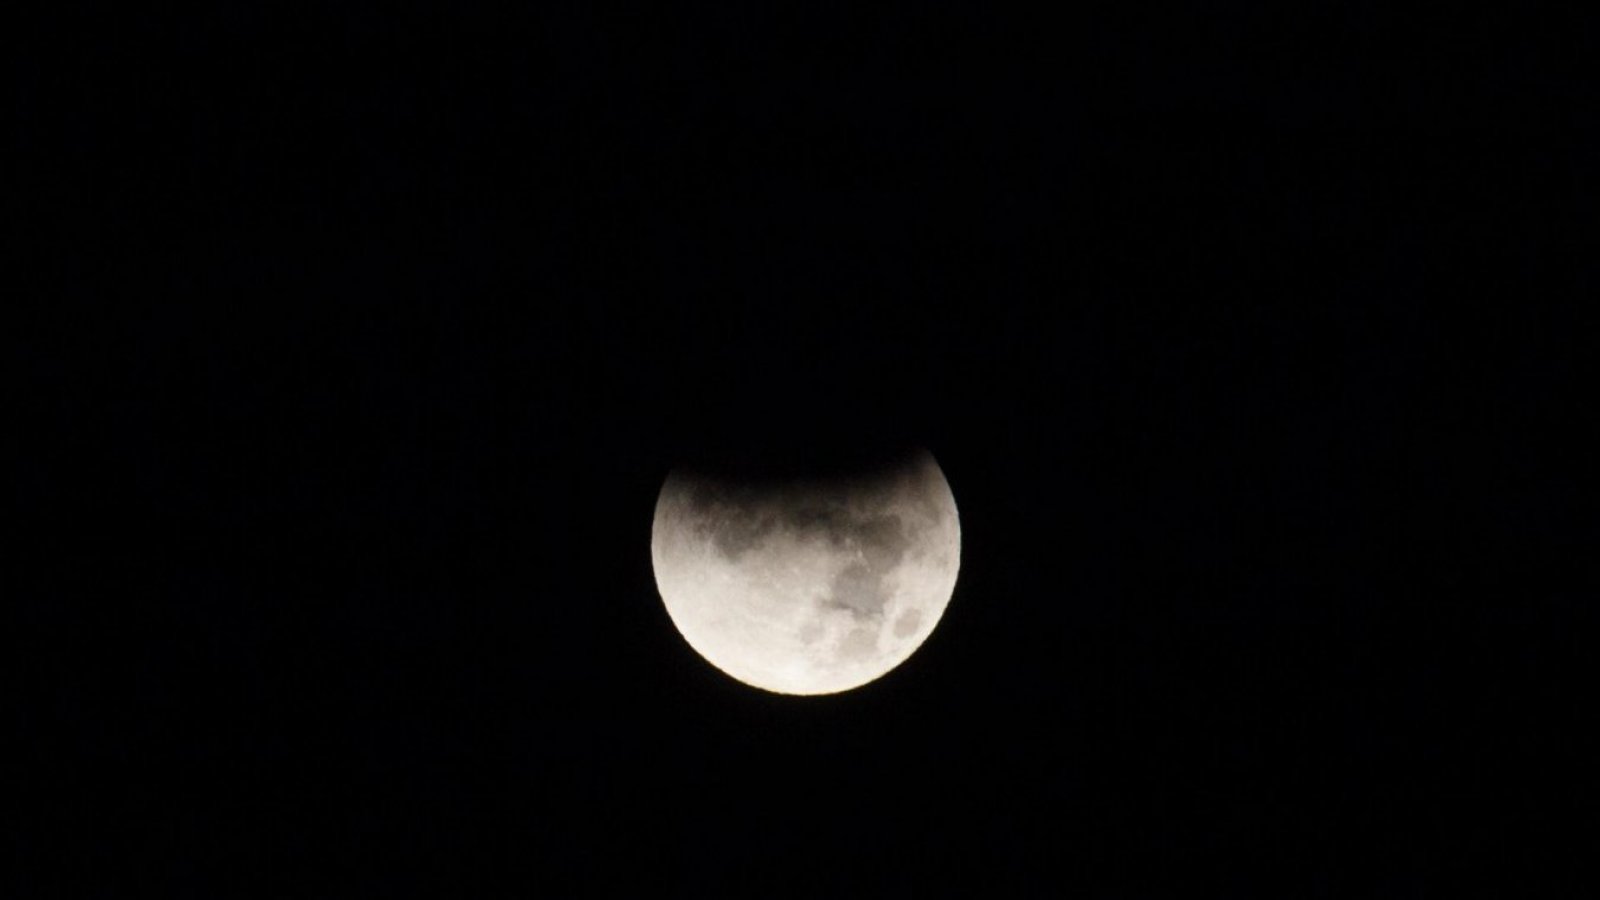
[{"left": 651, "top": 449, "right": 960, "bottom": 695}]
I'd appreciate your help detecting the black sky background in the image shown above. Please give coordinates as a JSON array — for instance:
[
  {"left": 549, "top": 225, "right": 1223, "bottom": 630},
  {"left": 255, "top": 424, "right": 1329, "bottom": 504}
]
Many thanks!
[{"left": 13, "top": 3, "right": 1598, "bottom": 895}]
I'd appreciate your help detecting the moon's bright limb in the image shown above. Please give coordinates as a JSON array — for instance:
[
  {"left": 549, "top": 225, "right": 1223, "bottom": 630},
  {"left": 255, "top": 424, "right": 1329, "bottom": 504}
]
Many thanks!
[{"left": 650, "top": 449, "right": 960, "bottom": 695}]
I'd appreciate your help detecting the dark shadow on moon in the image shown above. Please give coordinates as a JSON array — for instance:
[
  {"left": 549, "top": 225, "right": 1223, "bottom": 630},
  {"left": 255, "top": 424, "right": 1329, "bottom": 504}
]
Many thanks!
[
  {"left": 686, "top": 483, "right": 777, "bottom": 561},
  {"left": 689, "top": 484, "right": 923, "bottom": 590},
  {"left": 709, "top": 513, "right": 777, "bottom": 561},
  {"left": 852, "top": 514, "right": 914, "bottom": 566}
]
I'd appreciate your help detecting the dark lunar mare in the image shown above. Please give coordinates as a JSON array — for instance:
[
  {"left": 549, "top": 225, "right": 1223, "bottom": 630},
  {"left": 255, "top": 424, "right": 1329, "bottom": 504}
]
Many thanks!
[{"left": 674, "top": 452, "right": 934, "bottom": 620}]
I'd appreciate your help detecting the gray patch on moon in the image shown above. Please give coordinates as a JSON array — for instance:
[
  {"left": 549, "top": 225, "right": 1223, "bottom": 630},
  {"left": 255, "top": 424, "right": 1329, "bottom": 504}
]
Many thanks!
[
  {"left": 707, "top": 512, "right": 776, "bottom": 561},
  {"left": 893, "top": 608, "right": 922, "bottom": 638},
  {"left": 824, "top": 561, "right": 890, "bottom": 620},
  {"left": 854, "top": 514, "right": 912, "bottom": 568},
  {"left": 692, "top": 482, "right": 920, "bottom": 614},
  {"left": 785, "top": 504, "right": 909, "bottom": 551},
  {"left": 837, "top": 627, "right": 877, "bottom": 661},
  {"left": 812, "top": 512, "right": 914, "bottom": 621},
  {"left": 682, "top": 483, "right": 780, "bottom": 562},
  {"left": 785, "top": 504, "right": 845, "bottom": 539}
]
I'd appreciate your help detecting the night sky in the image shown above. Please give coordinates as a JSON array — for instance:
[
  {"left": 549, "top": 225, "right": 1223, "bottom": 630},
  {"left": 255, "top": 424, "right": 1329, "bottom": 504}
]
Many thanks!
[{"left": 15, "top": 4, "right": 1596, "bottom": 895}]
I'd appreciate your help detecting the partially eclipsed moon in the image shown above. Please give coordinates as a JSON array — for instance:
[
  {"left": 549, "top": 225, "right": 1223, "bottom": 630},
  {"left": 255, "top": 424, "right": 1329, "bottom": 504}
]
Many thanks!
[{"left": 650, "top": 449, "right": 960, "bottom": 695}]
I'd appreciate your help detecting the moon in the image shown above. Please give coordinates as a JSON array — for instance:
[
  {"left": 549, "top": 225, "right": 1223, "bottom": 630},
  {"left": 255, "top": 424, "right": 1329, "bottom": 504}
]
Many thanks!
[{"left": 650, "top": 448, "right": 960, "bottom": 695}]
